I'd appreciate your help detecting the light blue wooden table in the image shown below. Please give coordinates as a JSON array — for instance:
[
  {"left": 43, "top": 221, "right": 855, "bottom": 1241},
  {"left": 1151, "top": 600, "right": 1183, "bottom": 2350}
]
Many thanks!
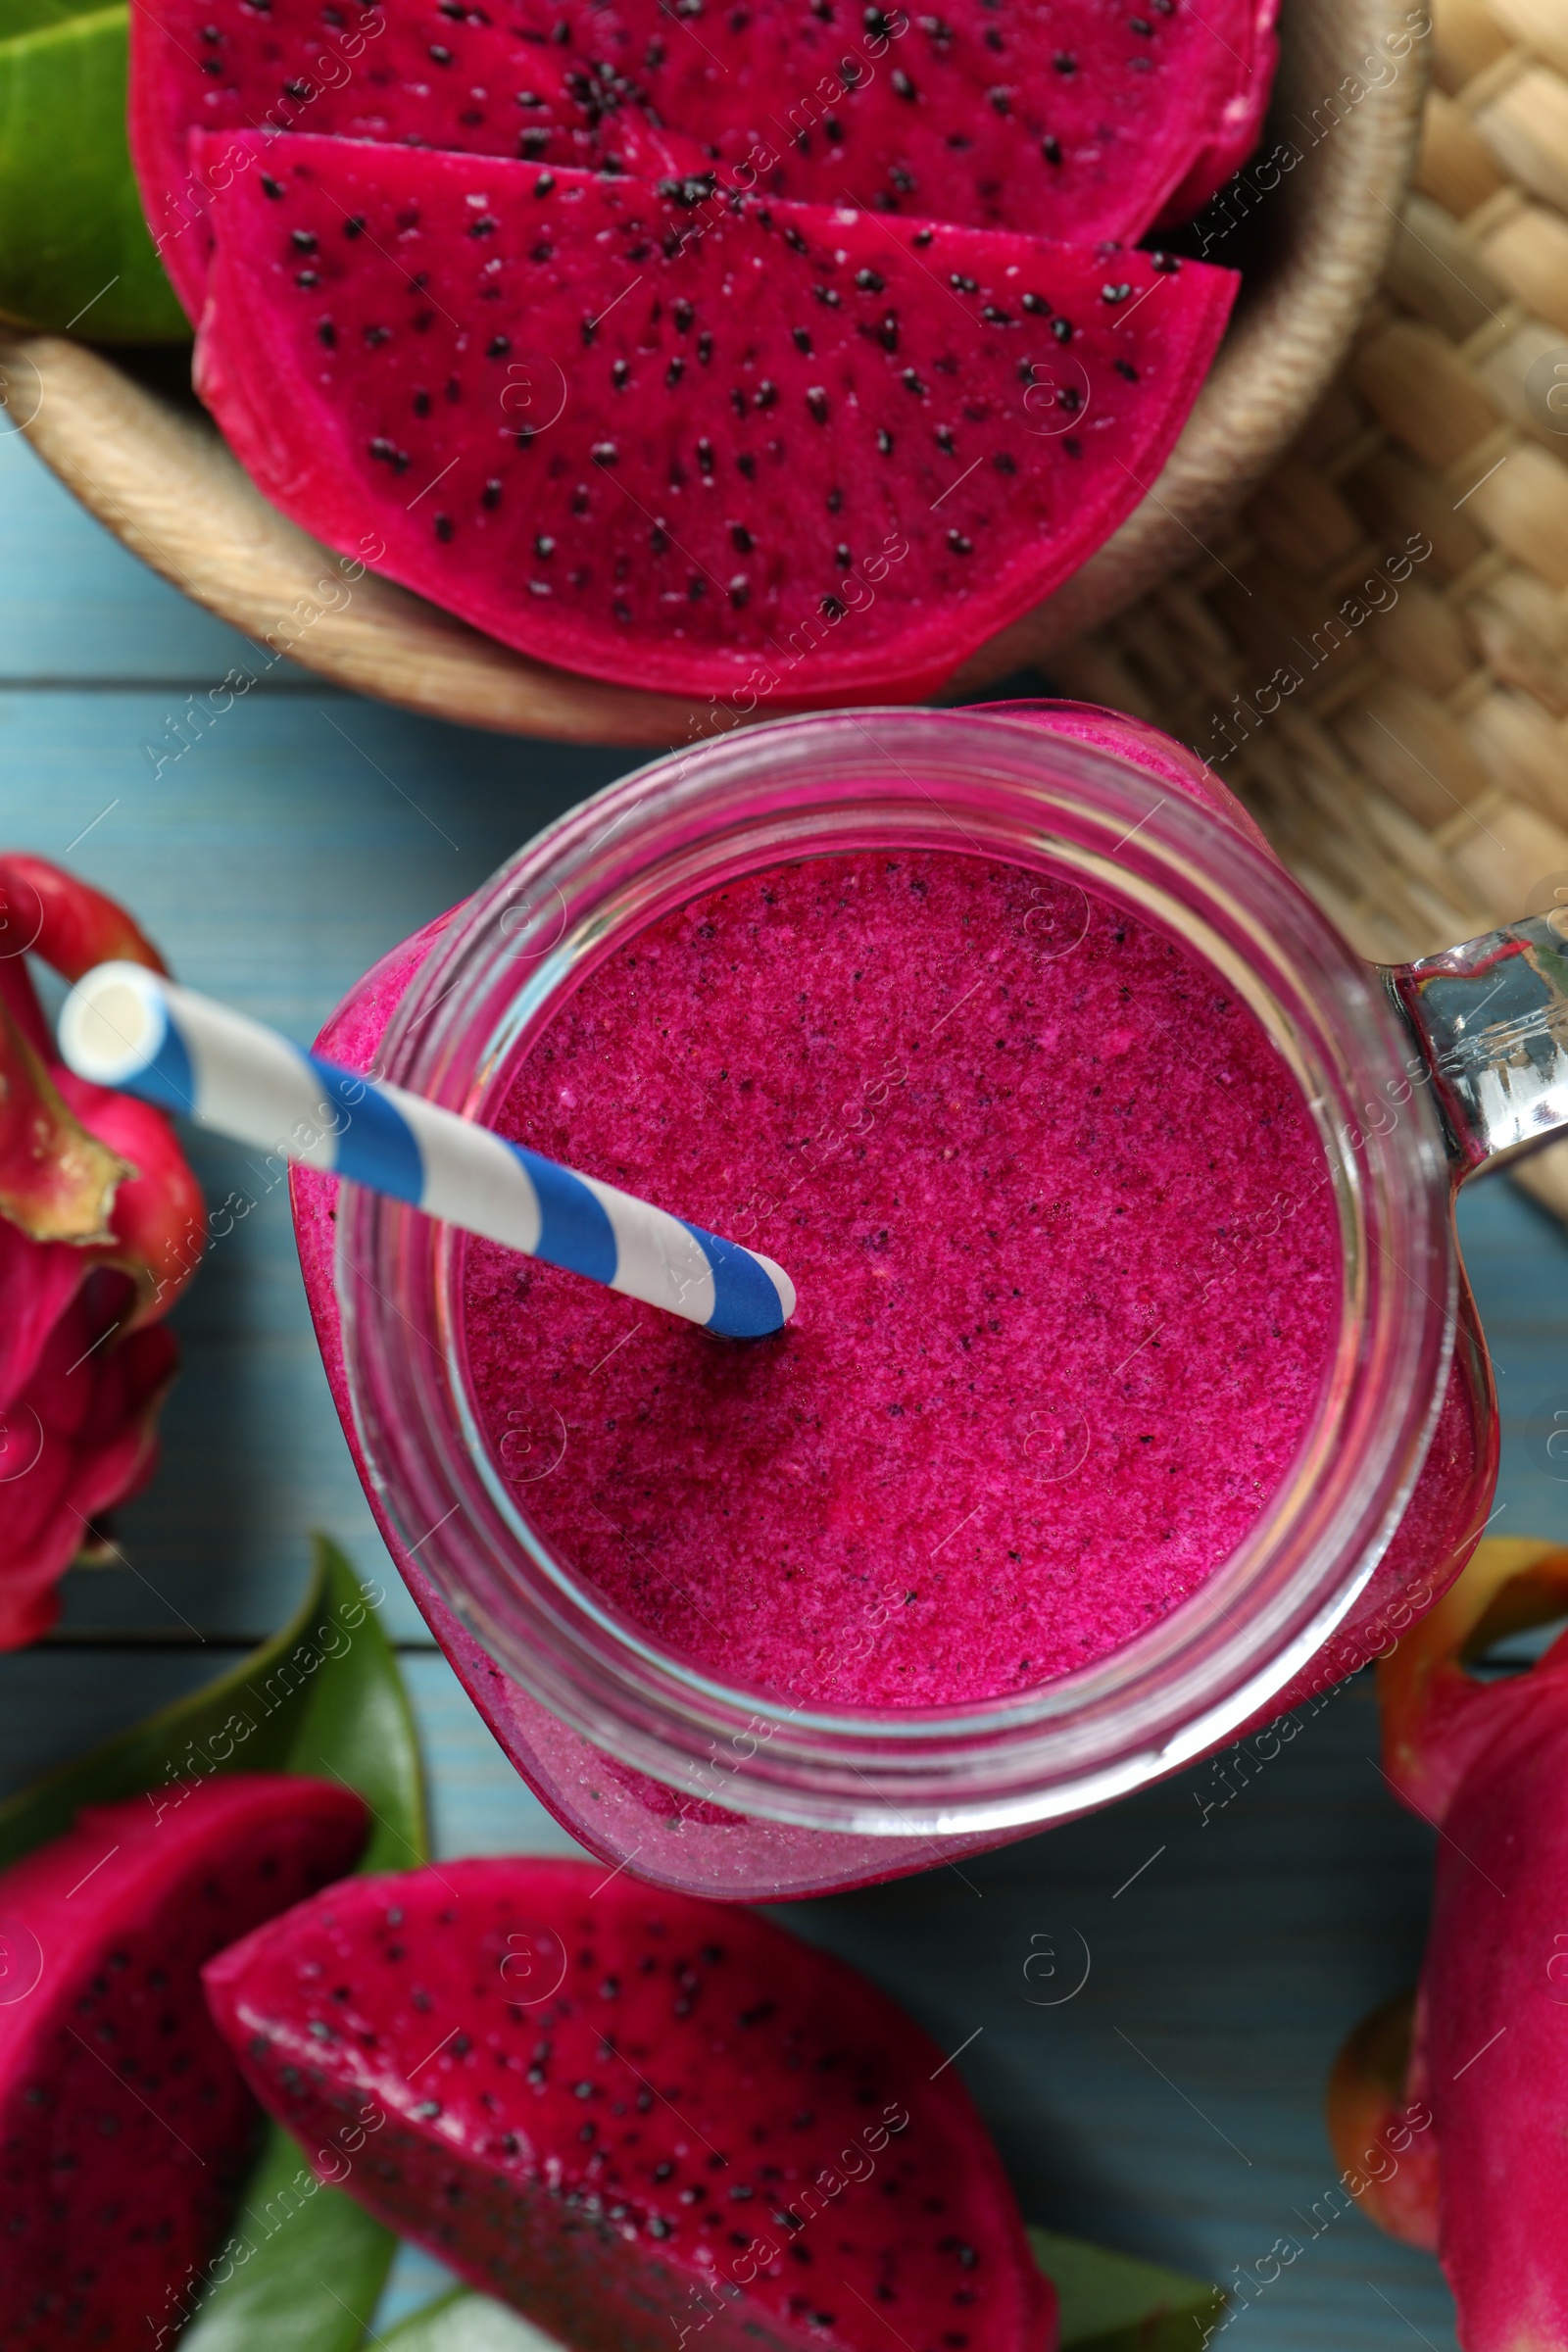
[{"left": 5, "top": 419, "right": 1565, "bottom": 2345}]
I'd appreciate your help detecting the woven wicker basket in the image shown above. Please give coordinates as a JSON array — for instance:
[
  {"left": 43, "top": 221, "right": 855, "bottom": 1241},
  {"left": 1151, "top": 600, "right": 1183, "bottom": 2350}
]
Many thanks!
[{"left": 1054, "top": 0, "right": 1568, "bottom": 1219}]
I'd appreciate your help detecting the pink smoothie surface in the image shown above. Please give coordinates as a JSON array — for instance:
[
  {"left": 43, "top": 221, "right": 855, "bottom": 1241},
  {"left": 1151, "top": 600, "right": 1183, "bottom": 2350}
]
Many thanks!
[{"left": 462, "top": 847, "right": 1342, "bottom": 1710}]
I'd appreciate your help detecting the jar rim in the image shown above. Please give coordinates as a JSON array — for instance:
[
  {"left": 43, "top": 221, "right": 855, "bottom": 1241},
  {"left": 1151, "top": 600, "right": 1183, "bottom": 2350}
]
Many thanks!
[{"left": 337, "top": 706, "right": 1456, "bottom": 1834}]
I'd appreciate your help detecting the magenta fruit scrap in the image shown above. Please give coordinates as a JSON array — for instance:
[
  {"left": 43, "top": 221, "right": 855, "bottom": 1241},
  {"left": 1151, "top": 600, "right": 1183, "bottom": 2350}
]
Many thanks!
[
  {"left": 202, "top": 1855, "right": 1057, "bottom": 2352},
  {"left": 188, "top": 134, "right": 1236, "bottom": 701},
  {"left": 0, "top": 1773, "right": 368, "bottom": 2348}
]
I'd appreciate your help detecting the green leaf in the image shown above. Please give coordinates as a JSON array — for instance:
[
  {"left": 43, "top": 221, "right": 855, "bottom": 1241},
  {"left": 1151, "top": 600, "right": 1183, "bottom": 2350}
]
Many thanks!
[
  {"left": 0, "top": 1534, "right": 428, "bottom": 2351},
  {"left": 0, "top": 3, "right": 188, "bottom": 343},
  {"left": 176, "top": 2125, "right": 396, "bottom": 2352},
  {"left": 380, "top": 2293, "right": 562, "bottom": 2351},
  {"left": 1030, "top": 2228, "right": 1225, "bottom": 2351},
  {"left": 0, "top": 0, "right": 101, "bottom": 33},
  {"left": 0, "top": 1534, "right": 426, "bottom": 1867}
]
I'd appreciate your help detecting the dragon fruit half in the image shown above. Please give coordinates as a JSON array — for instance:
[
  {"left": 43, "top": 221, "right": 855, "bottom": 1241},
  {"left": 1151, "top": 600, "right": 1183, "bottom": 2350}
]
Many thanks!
[
  {"left": 1327, "top": 1537, "right": 1568, "bottom": 2350},
  {"left": 204, "top": 1855, "right": 1057, "bottom": 2352},
  {"left": 0, "top": 855, "right": 205, "bottom": 1647}
]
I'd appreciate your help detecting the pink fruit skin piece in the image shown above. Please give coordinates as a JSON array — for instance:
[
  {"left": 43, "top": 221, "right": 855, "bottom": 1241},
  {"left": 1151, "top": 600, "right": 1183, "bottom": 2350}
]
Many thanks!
[
  {"left": 129, "top": 0, "right": 1275, "bottom": 322},
  {"left": 0, "top": 857, "right": 207, "bottom": 1650},
  {"left": 0, "top": 1057, "right": 213, "bottom": 1646},
  {"left": 0, "top": 1774, "right": 368, "bottom": 2350},
  {"left": 0, "top": 1257, "right": 175, "bottom": 1645},
  {"left": 190, "top": 135, "right": 1237, "bottom": 702},
  {"left": 202, "top": 1856, "right": 1056, "bottom": 2352},
  {"left": 1410, "top": 1681, "right": 1568, "bottom": 2351}
]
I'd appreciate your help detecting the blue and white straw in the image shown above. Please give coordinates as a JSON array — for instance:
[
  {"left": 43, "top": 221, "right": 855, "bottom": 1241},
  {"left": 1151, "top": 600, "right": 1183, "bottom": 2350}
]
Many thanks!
[{"left": 58, "top": 962, "right": 795, "bottom": 1341}]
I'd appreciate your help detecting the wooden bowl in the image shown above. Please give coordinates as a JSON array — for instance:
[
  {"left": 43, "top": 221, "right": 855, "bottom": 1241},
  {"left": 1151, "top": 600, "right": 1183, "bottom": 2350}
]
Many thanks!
[{"left": 0, "top": 0, "right": 1426, "bottom": 747}]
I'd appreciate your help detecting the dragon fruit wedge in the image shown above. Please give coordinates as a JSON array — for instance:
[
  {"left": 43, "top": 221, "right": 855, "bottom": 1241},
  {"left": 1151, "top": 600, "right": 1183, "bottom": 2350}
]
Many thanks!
[
  {"left": 131, "top": 0, "right": 1275, "bottom": 322},
  {"left": 190, "top": 131, "right": 1235, "bottom": 704},
  {"left": 202, "top": 1856, "right": 1057, "bottom": 2352},
  {"left": 0, "top": 1772, "right": 368, "bottom": 2349},
  {"left": 1327, "top": 1537, "right": 1568, "bottom": 2351},
  {"left": 1152, "top": 0, "right": 1280, "bottom": 226}
]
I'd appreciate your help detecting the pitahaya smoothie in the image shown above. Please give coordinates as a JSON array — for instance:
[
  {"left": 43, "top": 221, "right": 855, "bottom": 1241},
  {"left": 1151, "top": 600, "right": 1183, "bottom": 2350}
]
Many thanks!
[
  {"left": 461, "top": 845, "right": 1345, "bottom": 1709},
  {"left": 298, "top": 703, "right": 1495, "bottom": 1892}
]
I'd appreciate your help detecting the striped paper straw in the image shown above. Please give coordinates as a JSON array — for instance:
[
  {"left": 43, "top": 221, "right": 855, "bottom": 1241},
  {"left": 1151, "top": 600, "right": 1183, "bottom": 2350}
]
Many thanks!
[{"left": 59, "top": 961, "right": 795, "bottom": 1341}]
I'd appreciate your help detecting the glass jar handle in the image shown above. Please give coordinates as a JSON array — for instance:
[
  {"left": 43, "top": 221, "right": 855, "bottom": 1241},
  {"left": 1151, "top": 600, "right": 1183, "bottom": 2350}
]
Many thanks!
[{"left": 1391, "top": 915, "right": 1568, "bottom": 1175}]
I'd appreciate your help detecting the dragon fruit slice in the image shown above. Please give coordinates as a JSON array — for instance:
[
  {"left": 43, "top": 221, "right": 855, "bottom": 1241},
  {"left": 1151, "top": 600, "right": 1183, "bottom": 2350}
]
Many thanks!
[
  {"left": 130, "top": 0, "right": 1272, "bottom": 323},
  {"left": 1152, "top": 0, "right": 1280, "bottom": 226},
  {"left": 130, "top": 0, "right": 709, "bottom": 321},
  {"left": 0, "top": 1772, "right": 367, "bottom": 2348},
  {"left": 202, "top": 1856, "right": 1056, "bottom": 2352},
  {"left": 612, "top": 0, "right": 1264, "bottom": 245},
  {"left": 1327, "top": 1538, "right": 1568, "bottom": 2350},
  {"left": 190, "top": 132, "right": 1236, "bottom": 703}
]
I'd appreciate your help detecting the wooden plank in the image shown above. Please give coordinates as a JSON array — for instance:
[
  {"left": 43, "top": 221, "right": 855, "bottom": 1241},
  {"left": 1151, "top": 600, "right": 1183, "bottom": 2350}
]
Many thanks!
[{"left": 0, "top": 426, "right": 298, "bottom": 683}]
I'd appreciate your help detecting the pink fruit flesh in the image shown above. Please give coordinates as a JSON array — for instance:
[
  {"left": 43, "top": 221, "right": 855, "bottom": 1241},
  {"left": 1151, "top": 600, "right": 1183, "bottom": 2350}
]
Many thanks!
[
  {"left": 1152, "top": 0, "right": 1280, "bottom": 224},
  {"left": 202, "top": 1856, "right": 1056, "bottom": 2352},
  {"left": 463, "top": 845, "right": 1341, "bottom": 1706},
  {"left": 0, "top": 1775, "right": 368, "bottom": 2349},
  {"left": 191, "top": 134, "right": 1236, "bottom": 701},
  {"left": 131, "top": 0, "right": 1273, "bottom": 320}
]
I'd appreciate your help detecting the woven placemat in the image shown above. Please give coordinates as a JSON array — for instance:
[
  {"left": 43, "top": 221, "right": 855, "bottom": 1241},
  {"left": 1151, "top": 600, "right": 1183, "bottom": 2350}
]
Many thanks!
[{"left": 1054, "top": 0, "right": 1568, "bottom": 1220}]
